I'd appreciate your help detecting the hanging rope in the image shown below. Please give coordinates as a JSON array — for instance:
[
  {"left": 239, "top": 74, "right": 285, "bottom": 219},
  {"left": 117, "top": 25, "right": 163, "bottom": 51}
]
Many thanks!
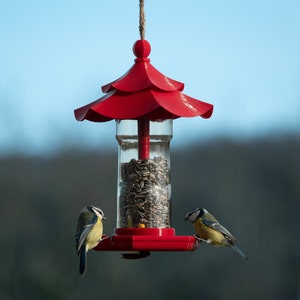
[{"left": 139, "top": 0, "right": 145, "bottom": 40}]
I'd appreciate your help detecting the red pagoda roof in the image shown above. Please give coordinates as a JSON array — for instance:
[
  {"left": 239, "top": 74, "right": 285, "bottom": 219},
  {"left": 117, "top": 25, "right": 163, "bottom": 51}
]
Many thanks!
[{"left": 74, "top": 40, "right": 213, "bottom": 122}]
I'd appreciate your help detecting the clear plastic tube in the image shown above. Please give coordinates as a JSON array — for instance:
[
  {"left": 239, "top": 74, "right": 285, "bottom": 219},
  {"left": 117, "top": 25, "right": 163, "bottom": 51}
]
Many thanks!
[{"left": 116, "top": 119, "right": 173, "bottom": 228}]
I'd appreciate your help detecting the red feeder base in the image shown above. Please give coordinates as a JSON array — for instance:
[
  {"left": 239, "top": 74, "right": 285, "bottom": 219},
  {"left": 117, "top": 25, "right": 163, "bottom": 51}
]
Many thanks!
[{"left": 93, "top": 228, "right": 199, "bottom": 258}]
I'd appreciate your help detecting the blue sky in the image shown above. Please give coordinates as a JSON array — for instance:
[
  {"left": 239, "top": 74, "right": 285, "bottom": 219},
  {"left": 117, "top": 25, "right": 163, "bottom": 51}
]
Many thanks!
[{"left": 0, "top": 0, "right": 299, "bottom": 154}]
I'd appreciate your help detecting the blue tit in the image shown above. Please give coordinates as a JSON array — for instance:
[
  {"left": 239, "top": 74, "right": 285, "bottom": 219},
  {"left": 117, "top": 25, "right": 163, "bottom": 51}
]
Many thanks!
[
  {"left": 185, "top": 208, "right": 248, "bottom": 260},
  {"left": 76, "top": 205, "right": 106, "bottom": 276}
]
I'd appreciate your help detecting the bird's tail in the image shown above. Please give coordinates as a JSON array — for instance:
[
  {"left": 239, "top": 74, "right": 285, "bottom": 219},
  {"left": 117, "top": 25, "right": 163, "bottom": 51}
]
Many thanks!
[
  {"left": 230, "top": 244, "right": 248, "bottom": 260},
  {"left": 79, "top": 247, "right": 87, "bottom": 276}
]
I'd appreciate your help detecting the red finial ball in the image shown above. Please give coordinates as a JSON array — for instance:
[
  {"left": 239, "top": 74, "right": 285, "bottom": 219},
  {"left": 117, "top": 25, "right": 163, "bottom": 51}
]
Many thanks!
[{"left": 133, "top": 40, "right": 151, "bottom": 59}]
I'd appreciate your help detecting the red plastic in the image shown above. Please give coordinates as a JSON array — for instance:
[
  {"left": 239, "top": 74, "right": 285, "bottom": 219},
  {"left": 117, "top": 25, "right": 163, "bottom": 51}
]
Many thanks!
[
  {"left": 94, "top": 229, "right": 199, "bottom": 253},
  {"left": 138, "top": 119, "right": 150, "bottom": 159},
  {"left": 115, "top": 228, "right": 175, "bottom": 236},
  {"left": 74, "top": 40, "right": 213, "bottom": 122}
]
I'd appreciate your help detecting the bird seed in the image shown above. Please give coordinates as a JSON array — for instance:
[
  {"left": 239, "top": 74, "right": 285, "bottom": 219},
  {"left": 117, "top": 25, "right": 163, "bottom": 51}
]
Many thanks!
[{"left": 119, "top": 156, "right": 171, "bottom": 228}]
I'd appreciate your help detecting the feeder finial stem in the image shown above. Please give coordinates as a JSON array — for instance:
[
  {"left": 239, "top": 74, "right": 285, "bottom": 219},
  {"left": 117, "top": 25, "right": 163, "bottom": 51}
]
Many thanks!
[{"left": 139, "top": 0, "right": 146, "bottom": 40}]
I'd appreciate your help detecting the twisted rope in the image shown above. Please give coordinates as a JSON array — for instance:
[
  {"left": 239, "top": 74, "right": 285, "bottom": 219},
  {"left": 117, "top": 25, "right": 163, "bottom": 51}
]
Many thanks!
[{"left": 139, "top": 0, "right": 145, "bottom": 40}]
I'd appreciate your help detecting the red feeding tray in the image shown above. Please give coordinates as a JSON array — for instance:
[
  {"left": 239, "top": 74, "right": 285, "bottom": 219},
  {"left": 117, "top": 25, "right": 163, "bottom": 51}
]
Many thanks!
[{"left": 94, "top": 229, "right": 199, "bottom": 259}]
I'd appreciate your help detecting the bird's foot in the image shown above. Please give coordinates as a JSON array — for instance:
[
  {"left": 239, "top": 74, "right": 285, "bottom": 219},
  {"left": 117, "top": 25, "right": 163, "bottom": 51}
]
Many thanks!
[{"left": 193, "top": 234, "right": 208, "bottom": 243}]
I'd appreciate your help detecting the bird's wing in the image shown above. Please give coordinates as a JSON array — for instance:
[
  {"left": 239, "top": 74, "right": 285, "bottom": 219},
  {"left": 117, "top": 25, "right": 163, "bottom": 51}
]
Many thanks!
[
  {"left": 202, "top": 219, "right": 236, "bottom": 242},
  {"left": 75, "top": 214, "right": 98, "bottom": 253}
]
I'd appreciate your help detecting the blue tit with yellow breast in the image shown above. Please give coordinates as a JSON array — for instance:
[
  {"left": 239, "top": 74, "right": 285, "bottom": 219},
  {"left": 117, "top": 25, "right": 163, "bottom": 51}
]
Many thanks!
[
  {"left": 76, "top": 205, "right": 106, "bottom": 276},
  {"left": 185, "top": 208, "right": 247, "bottom": 260}
]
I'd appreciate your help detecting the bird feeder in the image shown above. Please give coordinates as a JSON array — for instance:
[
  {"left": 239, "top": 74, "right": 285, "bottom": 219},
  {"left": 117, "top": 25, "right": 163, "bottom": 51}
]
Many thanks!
[{"left": 74, "top": 39, "right": 213, "bottom": 258}]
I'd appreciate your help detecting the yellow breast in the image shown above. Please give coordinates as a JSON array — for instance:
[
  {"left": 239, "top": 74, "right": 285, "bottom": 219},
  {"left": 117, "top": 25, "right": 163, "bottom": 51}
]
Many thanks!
[
  {"left": 86, "top": 217, "right": 103, "bottom": 250},
  {"left": 193, "top": 219, "right": 226, "bottom": 246}
]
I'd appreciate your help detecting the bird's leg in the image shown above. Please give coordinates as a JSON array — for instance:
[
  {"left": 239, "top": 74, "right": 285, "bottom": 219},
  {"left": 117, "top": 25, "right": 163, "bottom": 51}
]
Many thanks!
[
  {"left": 193, "top": 234, "right": 208, "bottom": 243},
  {"left": 100, "top": 236, "right": 111, "bottom": 242}
]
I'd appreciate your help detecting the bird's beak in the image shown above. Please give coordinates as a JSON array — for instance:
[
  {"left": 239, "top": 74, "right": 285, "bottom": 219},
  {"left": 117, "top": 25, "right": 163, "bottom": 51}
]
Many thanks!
[
  {"left": 102, "top": 216, "right": 107, "bottom": 220},
  {"left": 184, "top": 216, "right": 188, "bottom": 221}
]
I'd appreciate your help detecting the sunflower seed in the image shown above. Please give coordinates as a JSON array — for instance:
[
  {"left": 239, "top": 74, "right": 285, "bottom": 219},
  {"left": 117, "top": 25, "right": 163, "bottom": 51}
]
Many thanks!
[{"left": 119, "top": 156, "right": 170, "bottom": 228}]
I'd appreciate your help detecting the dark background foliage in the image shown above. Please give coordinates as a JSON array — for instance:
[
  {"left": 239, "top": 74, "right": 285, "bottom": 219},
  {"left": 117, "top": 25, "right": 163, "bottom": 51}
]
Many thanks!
[{"left": 1, "top": 135, "right": 299, "bottom": 300}]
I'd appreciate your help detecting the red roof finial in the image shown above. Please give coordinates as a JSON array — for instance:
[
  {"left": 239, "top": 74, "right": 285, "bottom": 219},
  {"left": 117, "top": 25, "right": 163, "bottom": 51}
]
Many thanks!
[{"left": 133, "top": 40, "right": 151, "bottom": 62}]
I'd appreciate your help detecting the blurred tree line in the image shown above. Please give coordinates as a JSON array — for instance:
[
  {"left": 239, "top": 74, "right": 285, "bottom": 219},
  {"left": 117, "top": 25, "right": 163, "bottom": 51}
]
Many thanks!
[{"left": 0, "top": 135, "right": 299, "bottom": 300}]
